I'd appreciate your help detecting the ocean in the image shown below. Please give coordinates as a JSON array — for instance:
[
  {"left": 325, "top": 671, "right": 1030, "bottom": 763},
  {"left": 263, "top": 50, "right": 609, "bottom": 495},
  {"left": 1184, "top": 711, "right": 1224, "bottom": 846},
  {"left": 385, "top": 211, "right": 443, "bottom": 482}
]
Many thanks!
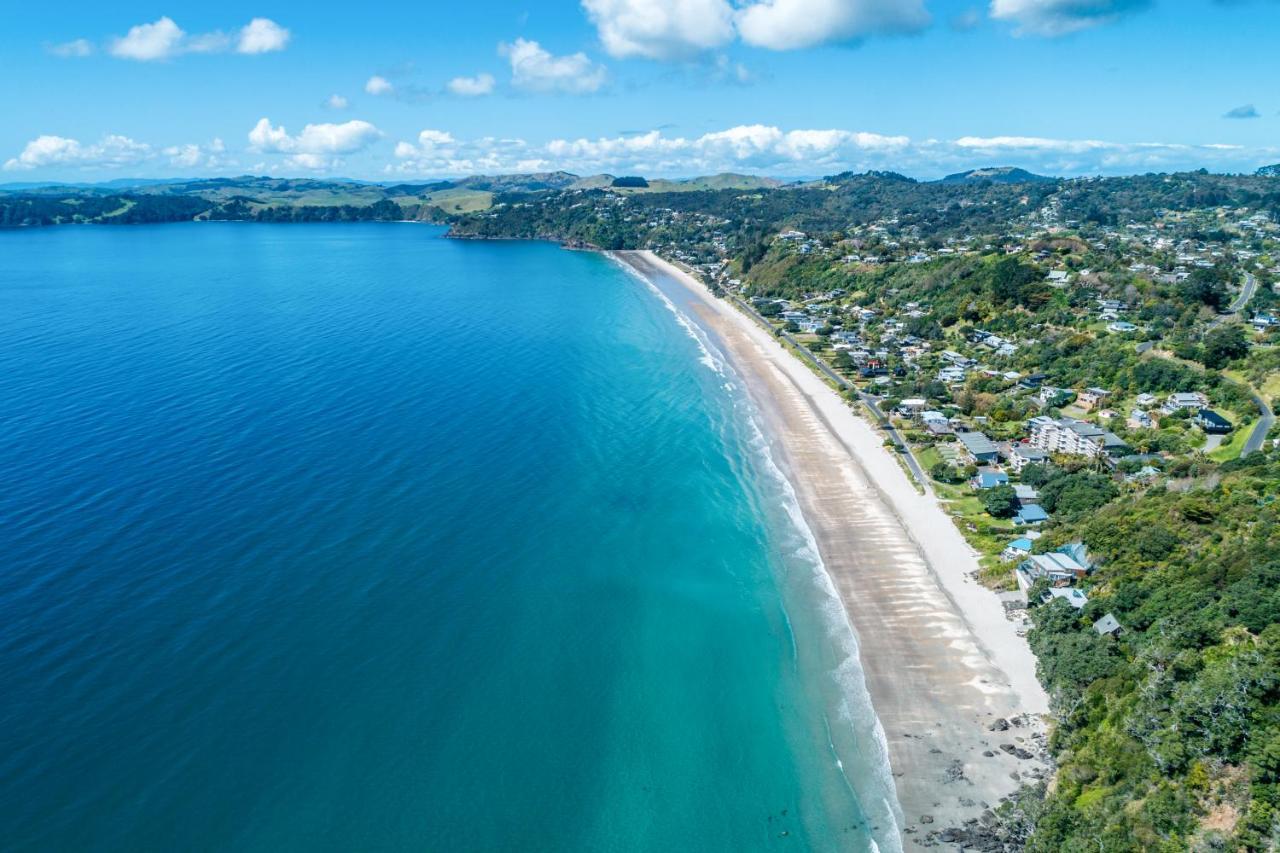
[{"left": 0, "top": 223, "right": 898, "bottom": 851}]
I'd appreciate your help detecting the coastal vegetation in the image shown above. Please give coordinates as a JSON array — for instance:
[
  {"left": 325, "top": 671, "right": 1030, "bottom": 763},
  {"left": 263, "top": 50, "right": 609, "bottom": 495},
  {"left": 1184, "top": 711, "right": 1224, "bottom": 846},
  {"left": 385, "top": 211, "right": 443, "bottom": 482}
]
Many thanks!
[{"left": 6, "top": 165, "right": 1280, "bottom": 848}]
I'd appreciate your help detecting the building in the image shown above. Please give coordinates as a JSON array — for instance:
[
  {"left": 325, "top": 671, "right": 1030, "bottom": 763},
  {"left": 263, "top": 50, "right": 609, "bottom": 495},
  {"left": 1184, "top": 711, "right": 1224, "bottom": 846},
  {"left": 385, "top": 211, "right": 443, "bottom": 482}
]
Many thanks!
[
  {"left": 956, "top": 431, "right": 1000, "bottom": 464},
  {"left": 1013, "top": 484, "right": 1040, "bottom": 506},
  {"left": 1002, "top": 537, "right": 1034, "bottom": 561},
  {"left": 1004, "top": 443, "right": 1049, "bottom": 473},
  {"left": 1194, "top": 409, "right": 1232, "bottom": 434},
  {"left": 1045, "top": 587, "right": 1089, "bottom": 609},
  {"left": 1162, "top": 392, "right": 1209, "bottom": 414},
  {"left": 1014, "top": 504, "right": 1049, "bottom": 525},
  {"left": 1093, "top": 613, "right": 1123, "bottom": 637},
  {"left": 1077, "top": 387, "right": 1111, "bottom": 411},
  {"left": 1027, "top": 416, "right": 1128, "bottom": 458},
  {"left": 973, "top": 469, "right": 1009, "bottom": 489},
  {"left": 1127, "top": 409, "right": 1154, "bottom": 430}
]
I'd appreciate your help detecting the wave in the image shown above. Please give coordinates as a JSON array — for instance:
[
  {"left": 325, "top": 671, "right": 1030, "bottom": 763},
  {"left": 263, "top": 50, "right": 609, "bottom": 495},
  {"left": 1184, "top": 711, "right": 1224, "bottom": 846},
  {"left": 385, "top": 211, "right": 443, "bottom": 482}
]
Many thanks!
[{"left": 614, "top": 253, "right": 906, "bottom": 853}]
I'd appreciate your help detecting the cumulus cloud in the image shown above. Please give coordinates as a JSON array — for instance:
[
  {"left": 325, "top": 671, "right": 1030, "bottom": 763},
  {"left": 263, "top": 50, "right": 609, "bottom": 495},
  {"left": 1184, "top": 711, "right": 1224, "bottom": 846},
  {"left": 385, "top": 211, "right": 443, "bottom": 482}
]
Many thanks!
[
  {"left": 1224, "top": 104, "right": 1261, "bottom": 119},
  {"left": 237, "top": 18, "right": 290, "bottom": 54},
  {"left": 447, "top": 73, "right": 496, "bottom": 96},
  {"left": 110, "top": 17, "right": 187, "bottom": 60},
  {"left": 582, "top": 0, "right": 927, "bottom": 57},
  {"left": 501, "top": 39, "right": 607, "bottom": 93},
  {"left": 736, "top": 0, "right": 930, "bottom": 50},
  {"left": 163, "top": 139, "right": 231, "bottom": 169},
  {"left": 102, "top": 16, "right": 289, "bottom": 60},
  {"left": 326, "top": 94, "right": 349, "bottom": 109},
  {"left": 47, "top": 38, "right": 94, "bottom": 58},
  {"left": 4, "top": 134, "right": 152, "bottom": 171},
  {"left": 365, "top": 75, "right": 394, "bottom": 95},
  {"left": 384, "top": 124, "right": 1280, "bottom": 179},
  {"left": 989, "top": 0, "right": 1151, "bottom": 36},
  {"left": 248, "top": 118, "right": 383, "bottom": 171},
  {"left": 582, "top": 0, "right": 736, "bottom": 59}
]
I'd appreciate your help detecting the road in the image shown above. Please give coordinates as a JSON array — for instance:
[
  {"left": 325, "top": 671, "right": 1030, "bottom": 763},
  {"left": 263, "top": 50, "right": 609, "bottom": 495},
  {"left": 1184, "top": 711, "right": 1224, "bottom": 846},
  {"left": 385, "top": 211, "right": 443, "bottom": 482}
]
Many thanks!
[
  {"left": 729, "top": 295, "right": 931, "bottom": 490},
  {"left": 1243, "top": 387, "right": 1275, "bottom": 456},
  {"left": 1209, "top": 272, "right": 1259, "bottom": 330},
  {"left": 1228, "top": 272, "right": 1259, "bottom": 315}
]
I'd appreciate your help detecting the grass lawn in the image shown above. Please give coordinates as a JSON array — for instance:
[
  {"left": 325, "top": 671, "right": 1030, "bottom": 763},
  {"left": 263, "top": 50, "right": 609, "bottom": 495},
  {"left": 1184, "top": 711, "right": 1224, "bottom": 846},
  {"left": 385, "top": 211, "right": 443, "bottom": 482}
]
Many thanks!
[{"left": 1210, "top": 418, "right": 1256, "bottom": 462}]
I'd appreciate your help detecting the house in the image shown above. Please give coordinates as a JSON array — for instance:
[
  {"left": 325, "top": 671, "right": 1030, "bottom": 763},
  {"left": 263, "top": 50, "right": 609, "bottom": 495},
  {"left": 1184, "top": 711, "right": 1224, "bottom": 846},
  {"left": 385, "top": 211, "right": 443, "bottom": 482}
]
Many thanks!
[
  {"left": 1093, "top": 613, "right": 1123, "bottom": 637},
  {"left": 1194, "top": 408, "right": 1232, "bottom": 434},
  {"left": 1014, "top": 504, "right": 1049, "bottom": 525},
  {"left": 1251, "top": 314, "right": 1278, "bottom": 330},
  {"left": 1004, "top": 443, "right": 1049, "bottom": 473},
  {"left": 973, "top": 469, "right": 1010, "bottom": 489},
  {"left": 1017, "top": 373, "right": 1047, "bottom": 390},
  {"left": 1077, "top": 387, "right": 1111, "bottom": 412},
  {"left": 1027, "top": 416, "right": 1128, "bottom": 458},
  {"left": 1017, "top": 549, "right": 1090, "bottom": 588},
  {"left": 956, "top": 431, "right": 1000, "bottom": 464},
  {"left": 1046, "top": 269, "right": 1070, "bottom": 286},
  {"left": 1002, "top": 537, "right": 1034, "bottom": 561},
  {"left": 1135, "top": 393, "right": 1159, "bottom": 408},
  {"left": 1128, "top": 408, "right": 1155, "bottom": 430},
  {"left": 897, "top": 398, "right": 928, "bottom": 417},
  {"left": 921, "top": 409, "right": 952, "bottom": 432},
  {"left": 1045, "top": 587, "right": 1089, "bottom": 609},
  {"left": 1013, "top": 484, "right": 1040, "bottom": 506},
  {"left": 1162, "top": 392, "right": 1209, "bottom": 414}
]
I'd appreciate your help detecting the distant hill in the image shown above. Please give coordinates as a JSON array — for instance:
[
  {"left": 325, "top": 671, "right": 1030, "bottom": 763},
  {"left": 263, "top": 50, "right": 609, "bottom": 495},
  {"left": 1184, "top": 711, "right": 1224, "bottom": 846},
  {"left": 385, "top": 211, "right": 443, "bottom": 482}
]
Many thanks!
[
  {"left": 570, "top": 172, "right": 781, "bottom": 193},
  {"left": 1258, "top": 164, "right": 1280, "bottom": 177},
  {"left": 938, "top": 166, "right": 1055, "bottom": 185}
]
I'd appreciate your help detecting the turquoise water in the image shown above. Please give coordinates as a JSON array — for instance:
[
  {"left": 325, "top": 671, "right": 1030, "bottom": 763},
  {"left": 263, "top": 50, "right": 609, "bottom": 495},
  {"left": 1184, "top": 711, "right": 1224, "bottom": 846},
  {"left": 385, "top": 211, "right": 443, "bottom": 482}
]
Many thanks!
[{"left": 0, "top": 224, "right": 897, "bottom": 851}]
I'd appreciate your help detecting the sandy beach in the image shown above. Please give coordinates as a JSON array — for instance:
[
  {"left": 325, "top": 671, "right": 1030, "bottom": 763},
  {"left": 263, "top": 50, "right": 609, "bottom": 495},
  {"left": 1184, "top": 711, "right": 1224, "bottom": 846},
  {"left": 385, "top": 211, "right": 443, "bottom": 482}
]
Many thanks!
[{"left": 617, "top": 250, "right": 1051, "bottom": 849}]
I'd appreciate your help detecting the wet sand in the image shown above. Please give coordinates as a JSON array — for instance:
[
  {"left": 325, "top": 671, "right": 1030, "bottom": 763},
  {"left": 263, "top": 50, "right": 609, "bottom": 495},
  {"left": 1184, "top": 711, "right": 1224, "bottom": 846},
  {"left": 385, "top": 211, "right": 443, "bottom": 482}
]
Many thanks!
[{"left": 618, "top": 250, "right": 1050, "bottom": 849}]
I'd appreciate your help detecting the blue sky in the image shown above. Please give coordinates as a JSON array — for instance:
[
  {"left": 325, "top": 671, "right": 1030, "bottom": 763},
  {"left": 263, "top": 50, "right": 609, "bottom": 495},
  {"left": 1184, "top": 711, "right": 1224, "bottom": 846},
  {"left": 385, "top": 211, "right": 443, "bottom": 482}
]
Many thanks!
[{"left": 4, "top": 1, "right": 1280, "bottom": 181}]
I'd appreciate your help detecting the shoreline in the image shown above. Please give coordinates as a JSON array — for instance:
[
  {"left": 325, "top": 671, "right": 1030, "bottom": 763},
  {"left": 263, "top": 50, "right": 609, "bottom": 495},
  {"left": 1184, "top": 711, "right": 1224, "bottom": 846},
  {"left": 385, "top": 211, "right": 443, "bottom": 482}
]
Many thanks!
[{"left": 614, "top": 249, "right": 1050, "bottom": 850}]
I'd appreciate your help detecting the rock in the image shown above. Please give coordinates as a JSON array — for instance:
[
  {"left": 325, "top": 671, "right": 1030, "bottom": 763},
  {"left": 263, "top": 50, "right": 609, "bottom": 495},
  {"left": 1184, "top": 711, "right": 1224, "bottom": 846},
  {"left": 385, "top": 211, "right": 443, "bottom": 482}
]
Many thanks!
[
  {"left": 988, "top": 718, "right": 1010, "bottom": 732},
  {"left": 920, "top": 814, "right": 934, "bottom": 824}
]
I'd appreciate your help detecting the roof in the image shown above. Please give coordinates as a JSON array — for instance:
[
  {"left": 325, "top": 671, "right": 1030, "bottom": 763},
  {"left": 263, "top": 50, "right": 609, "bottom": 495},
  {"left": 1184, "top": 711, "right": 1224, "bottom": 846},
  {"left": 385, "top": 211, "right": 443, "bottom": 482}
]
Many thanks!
[
  {"left": 1016, "top": 504, "right": 1050, "bottom": 523},
  {"left": 1006, "top": 537, "right": 1033, "bottom": 552},
  {"left": 956, "top": 431, "right": 998, "bottom": 456},
  {"left": 976, "top": 471, "right": 1009, "bottom": 488},
  {"left": 1195, "top": 408, "right": 1232, "bottom": 428},
  {"left": 1093, "top": 613, "right": 1122, "bottom": 635},
  {"left": 1047, "top": 587, "right": 1089, "bottom": 609}
]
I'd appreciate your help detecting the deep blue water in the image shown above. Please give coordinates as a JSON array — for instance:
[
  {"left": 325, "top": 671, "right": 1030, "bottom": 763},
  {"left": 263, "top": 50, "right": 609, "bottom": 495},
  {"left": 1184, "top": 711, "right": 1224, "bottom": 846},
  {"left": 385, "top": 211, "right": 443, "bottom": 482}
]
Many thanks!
[{"left": 0, "top": 224, "right": 897, "bottom": 851}]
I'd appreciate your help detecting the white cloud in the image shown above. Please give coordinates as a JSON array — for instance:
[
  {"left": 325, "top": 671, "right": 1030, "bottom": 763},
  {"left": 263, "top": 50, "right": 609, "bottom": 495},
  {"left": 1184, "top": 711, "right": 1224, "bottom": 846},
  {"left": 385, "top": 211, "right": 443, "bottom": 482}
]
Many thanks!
[
  {"left": 237, "top": 18, "right": 290, "bottom": 54},
  {"left": 500, "top": 38, "right": 607, "bottom": 94},
  {"left": 385, "top": 124, "right": 1280, "bottom": 179},
  {"left": 582, "top": 0, "right": 736, "bottom": 59},
  {"left": 48, "top": 38, "right": 93, "bottom": 58},
  {"left": 103, "top": 16, "right": 291, "bottom": 60},
  {"left": 736, "top": 0, "right": 930, "bottom": 50},
  {"left": 248, "top": 118, "right": 383, "bottom": 159},
  {"left": 110, "top": 17, "right": 186, "bottom": 61},
  {"left": 365, "top": 75, "right": 394, "bottom": 95},
  {"left": 326, "top": 94, "right": 349, "bottom": 109},
  {"left": 4, "top": 134, "right": 152, "bottom": 171},
  {"left": 447, "top": 73, "right": 496, "bottom": 96},
  {"left": 989, "top": 0, "right": 1149, "bottom": 36},
  {"left": 163, "top": 139, "right": 230, "bottom": 169},
  {"left": 581, "top": 0, "right": 928, "bottom": 57}
]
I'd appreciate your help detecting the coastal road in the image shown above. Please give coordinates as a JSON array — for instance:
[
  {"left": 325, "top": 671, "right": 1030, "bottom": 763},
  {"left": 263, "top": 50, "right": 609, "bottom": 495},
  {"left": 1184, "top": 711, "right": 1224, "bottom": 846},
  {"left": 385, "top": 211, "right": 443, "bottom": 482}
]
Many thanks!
[
  {"left": 728, "top": 295, "right": 931, "bottom": 490},
  {"left": 1243, "top": 387, "right": 1275, "bottom": 456}
]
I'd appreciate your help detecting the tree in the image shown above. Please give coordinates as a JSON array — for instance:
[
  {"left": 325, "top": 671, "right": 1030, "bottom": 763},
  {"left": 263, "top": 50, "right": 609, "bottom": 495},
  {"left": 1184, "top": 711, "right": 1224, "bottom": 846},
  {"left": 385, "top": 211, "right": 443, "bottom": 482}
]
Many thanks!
[
  {"left": 1179, "top": 267, "right": 1229, "bottom": 310},
  {"left": 981, "top": 484, "right": 1019, "bottom": 518},
  {"left": 1201, "top": 324, "right": 1249, "bottom": 368}
]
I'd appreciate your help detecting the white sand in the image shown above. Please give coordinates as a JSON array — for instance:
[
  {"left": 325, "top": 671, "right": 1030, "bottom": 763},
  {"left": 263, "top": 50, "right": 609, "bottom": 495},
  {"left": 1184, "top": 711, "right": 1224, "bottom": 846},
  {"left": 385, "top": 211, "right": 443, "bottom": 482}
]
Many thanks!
[{"left": 619, "top": 250, "right": 1050, "bottom": 849}]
